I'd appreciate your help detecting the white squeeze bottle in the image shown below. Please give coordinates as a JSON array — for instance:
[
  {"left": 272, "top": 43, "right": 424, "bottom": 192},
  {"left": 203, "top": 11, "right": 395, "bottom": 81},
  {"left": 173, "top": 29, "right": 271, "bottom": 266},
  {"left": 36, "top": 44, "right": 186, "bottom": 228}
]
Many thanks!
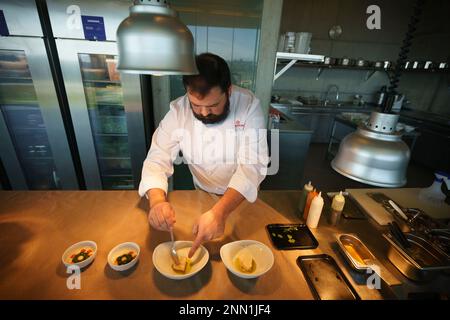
[{"left": 306, "top": 192, "right": 324, "bottom": 229}]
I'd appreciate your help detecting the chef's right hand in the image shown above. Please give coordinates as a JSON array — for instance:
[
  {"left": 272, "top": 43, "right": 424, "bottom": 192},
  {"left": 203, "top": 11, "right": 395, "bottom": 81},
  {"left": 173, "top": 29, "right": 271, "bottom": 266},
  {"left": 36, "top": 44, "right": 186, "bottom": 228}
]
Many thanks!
[{"left": 148, "top": 201, "right": 176, "bottom": 231}]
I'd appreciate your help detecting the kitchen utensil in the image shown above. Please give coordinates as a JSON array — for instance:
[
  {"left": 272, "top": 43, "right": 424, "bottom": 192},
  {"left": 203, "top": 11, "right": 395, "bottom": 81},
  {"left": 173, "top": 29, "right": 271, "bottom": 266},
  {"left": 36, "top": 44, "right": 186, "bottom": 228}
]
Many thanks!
[
  {"left": 297, "top": 254, "right": 360, "bottom": 300},
  {"left": 388, "top": 221, "right": 411, "bottom": 249},
  {"left": 170, "top": 228, "right": 180, "bottom": 265},
  {"left": 388, "top": 200, "right": 409, "bottom": 221},
  {"left": 374, "top": 61, "right": 383, "bottom": 68},
  {"left": 294, "top": 32, "right": 312, "bottom": 54},
  {"left": 266, "top": 224, "right": 318, "bottom": 250},
  {"left": 323, "top": 56, "right": 336, "bottom": 65},
  {"left": 383, "top": 61, "right": 392, "bottom": 69},
  {"left": 384, "top": 233, "right": 450, "bottom": 281}
]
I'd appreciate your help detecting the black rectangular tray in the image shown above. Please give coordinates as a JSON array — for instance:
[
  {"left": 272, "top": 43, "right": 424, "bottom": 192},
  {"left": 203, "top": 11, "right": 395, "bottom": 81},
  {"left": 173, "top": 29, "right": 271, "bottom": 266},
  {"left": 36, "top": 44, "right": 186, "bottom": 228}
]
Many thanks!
[
  {"left": 297, "top": 254, "right": 360, "bottom": 300},
  {"left": 266, "top": 224, "right": 318, "bottom": 250}
]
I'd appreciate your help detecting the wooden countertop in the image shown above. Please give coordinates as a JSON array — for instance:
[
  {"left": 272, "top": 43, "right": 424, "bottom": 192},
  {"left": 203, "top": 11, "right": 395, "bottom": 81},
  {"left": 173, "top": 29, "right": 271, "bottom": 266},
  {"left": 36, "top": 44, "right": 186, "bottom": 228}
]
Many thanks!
[{"left": 0, "top": 190, "right": 315, "bottom": 300}]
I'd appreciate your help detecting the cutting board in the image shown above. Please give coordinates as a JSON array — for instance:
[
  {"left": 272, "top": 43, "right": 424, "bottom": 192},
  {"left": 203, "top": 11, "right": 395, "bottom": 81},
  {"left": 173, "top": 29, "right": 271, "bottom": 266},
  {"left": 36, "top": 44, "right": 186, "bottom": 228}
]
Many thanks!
[{"left": 346, "top": 188, "right": 450, "bottom": 225}]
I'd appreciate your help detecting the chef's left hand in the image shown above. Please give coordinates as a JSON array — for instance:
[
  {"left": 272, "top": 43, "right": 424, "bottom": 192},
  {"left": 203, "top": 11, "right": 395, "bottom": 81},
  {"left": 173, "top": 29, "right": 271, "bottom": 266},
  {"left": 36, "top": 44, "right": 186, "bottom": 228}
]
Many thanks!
[{"left": 189, "top": 209, "right": 226, "bottom": 258}]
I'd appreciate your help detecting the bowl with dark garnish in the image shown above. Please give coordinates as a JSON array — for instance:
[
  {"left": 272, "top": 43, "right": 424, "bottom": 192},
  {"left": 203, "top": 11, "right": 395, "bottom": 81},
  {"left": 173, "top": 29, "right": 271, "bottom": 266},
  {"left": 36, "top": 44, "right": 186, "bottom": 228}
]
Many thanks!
[
  {"left": 107, "top": 242, "right": 140, "bottom": 272},
  {"left": 62, "top": 240, "right": 97, "bottom": 269}
]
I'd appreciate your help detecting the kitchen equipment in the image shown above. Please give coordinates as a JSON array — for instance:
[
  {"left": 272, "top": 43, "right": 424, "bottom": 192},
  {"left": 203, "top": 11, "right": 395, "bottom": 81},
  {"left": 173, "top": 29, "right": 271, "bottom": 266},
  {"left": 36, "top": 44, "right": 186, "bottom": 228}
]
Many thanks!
[
  {"left": 438, "top": 62, "right": 448, "bottom": 69},
  {"left": 170, "top": 228, "right": 180, "bottom": 265},
  {"left": 294, "top": 32, "right": 312, "bottom": 54},
  {"left": 220, "top": 240, "right": 274, "bottom": 279},
  {"left": 338, "top": 57, "right": 352, "bottom": 66},
  {"left": 376, "top": 85, "right": 387, "bottom": 107},
  {"left": 296, "top": 254, "right": 360, "bottom": 300},
  {"left": 374, "top": 61, "right": 383, "bottom": 68},
  {"left": 423, "top": 61, "right": 433, "bottom": 69},
  {"left": 388, "top": 200, "right": 409, "bottom": 221},
  {"left": 266, "top": 224, "right": 318, "bottom": 250},
  {"left": 356, "top": 58, "right": 368, "bottom": 67},
  {"left": 336, "top": 234, "right": 377, "bottom": 270},
  {"left": 332, "top": 112, "right": 411, "bottom": 187},
  {"left": 284, "top": 32, "right": 296, "bottom": 52},
  {"left": 388, "top": 221, "right": 411, "bottom": 249},
  {"left": 323, "top": 56, "right": 336, "bottom": 65},
  {"left": 383, "top": 61, "right": 392, "bottom": 69},
  {"left": 116, "top": 0, "right": 198, "bottom": 75},
  {"left": 384, "top": 233, "right": 450, "bottom": 281},
  {"left": 328, "top": 25, "right": 343, "bottom": 39}
]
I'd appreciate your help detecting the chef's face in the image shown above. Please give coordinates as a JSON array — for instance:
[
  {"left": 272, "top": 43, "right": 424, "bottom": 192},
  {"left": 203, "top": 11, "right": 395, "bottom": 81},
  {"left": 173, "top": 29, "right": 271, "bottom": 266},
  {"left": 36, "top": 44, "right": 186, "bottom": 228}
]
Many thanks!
[{"left": 188, "top": 86, "right": 230, "bottom": 124}]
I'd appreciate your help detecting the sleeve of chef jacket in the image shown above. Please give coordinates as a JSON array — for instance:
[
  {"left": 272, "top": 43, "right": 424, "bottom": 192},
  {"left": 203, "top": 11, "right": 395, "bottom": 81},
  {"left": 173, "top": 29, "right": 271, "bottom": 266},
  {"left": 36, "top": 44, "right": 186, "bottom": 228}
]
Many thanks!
[
  {"left": 227, "top": 97, "right": 269, "bottom": 203},
  {"left": 138, "top": 104, "right": 181, "bottom": 198}
]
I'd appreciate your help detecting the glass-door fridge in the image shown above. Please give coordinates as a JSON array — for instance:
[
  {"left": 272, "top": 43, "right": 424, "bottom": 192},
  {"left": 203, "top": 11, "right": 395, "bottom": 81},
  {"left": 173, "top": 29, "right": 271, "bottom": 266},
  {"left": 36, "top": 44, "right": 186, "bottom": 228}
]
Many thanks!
[
  {"left": 47, "top": 0, "right": 147, "bottom": 190},
  {"left": 0, "top": 1, "right": 78, "bottom": 190}
]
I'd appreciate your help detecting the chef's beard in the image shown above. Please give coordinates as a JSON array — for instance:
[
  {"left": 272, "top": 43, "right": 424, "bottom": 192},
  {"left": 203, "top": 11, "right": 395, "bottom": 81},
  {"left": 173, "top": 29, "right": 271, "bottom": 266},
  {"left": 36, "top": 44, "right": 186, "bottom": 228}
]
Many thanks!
[{"left": 191, "top": 94, "right": 230, "bottom": 125}]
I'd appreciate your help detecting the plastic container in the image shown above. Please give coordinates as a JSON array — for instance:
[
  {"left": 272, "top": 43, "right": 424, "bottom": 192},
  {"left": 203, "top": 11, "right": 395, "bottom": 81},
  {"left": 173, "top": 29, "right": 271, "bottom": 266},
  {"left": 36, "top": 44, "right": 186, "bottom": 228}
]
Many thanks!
[
  {"left": 306, "top": 192, "right": 324, "bottom": 229},
  {"left": 303, "top": 189, "right": 318, "bottom": 221},
  {"left": 329, "top": 191, "right": 345, "bottom": 226},
  {"left": 298, "top": 181, "right": 313, "bottom": 216}
]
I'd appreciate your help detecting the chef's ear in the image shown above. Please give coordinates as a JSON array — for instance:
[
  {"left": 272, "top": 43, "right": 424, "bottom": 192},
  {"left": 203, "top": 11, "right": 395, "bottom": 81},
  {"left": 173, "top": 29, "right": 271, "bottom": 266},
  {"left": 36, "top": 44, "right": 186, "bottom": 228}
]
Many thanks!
[{"left": 227, "top": 85, "right": 232, "bottom": 96}]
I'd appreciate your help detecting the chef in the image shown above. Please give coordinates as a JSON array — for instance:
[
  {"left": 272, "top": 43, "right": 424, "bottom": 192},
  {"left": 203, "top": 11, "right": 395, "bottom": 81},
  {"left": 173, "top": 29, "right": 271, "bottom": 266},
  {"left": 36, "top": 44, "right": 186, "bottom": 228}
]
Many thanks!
[{"left": 139, "top": 53, "right": 268, "bottom": 257}]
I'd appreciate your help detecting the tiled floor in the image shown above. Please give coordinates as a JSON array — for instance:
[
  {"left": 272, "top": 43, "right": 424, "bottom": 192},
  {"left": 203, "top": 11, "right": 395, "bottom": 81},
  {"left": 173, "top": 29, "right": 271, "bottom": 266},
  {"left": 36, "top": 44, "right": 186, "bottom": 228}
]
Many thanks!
[{"left": 301, "top": 143, "right": 436, "bottom": 192}]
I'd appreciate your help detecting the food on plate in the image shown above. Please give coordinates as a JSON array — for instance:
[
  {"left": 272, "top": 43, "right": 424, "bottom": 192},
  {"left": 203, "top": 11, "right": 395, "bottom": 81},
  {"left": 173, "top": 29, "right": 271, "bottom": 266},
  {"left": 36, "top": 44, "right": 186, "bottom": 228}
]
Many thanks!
[
  {"left": 67, "top": 248, "right": 93, "bottom": 264},
  {"left": 114, "top": 251, "right": 137, "bottom": 266},
  {"left": 344, "top": 244, "right": 365, "bottom": 265},
  {"left": 172, "top": 257, "right": 191, "bottom": 274},
  {"left": 234, "top": 247, "right": 256, "bottom": 273}
]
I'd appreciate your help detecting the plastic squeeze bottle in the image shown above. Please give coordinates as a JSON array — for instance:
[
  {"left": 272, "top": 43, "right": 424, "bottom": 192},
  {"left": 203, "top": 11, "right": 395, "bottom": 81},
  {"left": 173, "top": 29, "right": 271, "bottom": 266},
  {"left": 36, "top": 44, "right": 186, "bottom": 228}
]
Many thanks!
[
  {"left": 298, "top": 181, "right": 313, "bottom": 216},
  {"left": 303, "top": 188, "right": 318, "bottom": 221},
  {"left": 329, "top": 191, "right": 345, "bottom": 226},
  {"left": 306, "top": 192, "right": 324, "bottom": 229}
]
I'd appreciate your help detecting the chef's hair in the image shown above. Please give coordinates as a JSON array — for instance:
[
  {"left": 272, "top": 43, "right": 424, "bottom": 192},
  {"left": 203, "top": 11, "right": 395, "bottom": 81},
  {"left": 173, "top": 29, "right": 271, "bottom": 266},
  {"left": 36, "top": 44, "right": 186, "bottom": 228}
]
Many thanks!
[{"left": 182, "top": 53, "right": 231, "bottom": 97}]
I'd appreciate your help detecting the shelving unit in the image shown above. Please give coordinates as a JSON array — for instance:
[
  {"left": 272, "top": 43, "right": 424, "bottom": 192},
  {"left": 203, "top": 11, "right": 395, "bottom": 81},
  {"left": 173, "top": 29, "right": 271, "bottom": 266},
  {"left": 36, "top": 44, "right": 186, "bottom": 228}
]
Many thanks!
[{"left": 273, "top": 52, "right": 325, "bottom": 83}]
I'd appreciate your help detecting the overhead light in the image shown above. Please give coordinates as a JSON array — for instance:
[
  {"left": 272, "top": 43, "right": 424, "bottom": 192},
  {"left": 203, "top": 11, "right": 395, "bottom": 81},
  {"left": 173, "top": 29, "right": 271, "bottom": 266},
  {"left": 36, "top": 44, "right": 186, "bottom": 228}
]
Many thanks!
[
  {"left": 331, "top": 112, "right": 410, "bottom": 187},
  {"left": 116, "top": 0, "right": 198, "bottom": 75}
]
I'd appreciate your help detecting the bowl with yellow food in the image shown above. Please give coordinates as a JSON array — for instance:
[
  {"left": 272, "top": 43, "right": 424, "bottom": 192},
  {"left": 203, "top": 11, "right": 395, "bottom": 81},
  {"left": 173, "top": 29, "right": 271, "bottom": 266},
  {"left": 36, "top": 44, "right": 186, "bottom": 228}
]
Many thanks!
[
  {"left": 152, "top": 241, "right": 209, "bottom": 280},
  {"left": 220, "top": 240, "right": 274, "bottom": 279}
]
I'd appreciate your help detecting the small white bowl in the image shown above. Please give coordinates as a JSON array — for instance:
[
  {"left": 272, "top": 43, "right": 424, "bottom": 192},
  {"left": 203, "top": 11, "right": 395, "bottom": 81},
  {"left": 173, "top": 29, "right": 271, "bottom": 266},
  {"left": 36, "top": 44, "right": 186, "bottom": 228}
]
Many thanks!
[
  {"left": 107, "top": 242, "right": 140, "bottom": 272},
  {"left": 152, "top": 241, "right": 209, "bottom": 280},
  {"left": 220, "top": 240, "right": 274, "bottom": 279},
  {"left": 62, "top": 240, "right": 97, "bottom": 269}
]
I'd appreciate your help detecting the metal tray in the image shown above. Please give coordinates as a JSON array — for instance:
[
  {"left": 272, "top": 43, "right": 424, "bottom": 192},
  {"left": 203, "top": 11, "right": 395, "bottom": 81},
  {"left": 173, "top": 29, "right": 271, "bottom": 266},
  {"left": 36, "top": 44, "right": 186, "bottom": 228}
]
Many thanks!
[
  {"left": 384, "top": 232, "right": 450, "bottom": 282},
  {"left": 335, "top": 233, "right": 377, "bottom": 272},
  {"left": 297, "top": 254, "right": 360, "bottom": 300},
  {"left": 266, "top": 224, "right": 318, "bottom": 250}
]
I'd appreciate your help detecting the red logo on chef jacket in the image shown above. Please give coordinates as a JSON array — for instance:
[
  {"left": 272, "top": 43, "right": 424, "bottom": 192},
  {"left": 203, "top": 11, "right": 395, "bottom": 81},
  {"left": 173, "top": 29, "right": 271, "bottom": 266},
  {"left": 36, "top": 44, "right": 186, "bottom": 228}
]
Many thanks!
[{"left": 234, "top": 120, "right": 245, "bottom": 128}]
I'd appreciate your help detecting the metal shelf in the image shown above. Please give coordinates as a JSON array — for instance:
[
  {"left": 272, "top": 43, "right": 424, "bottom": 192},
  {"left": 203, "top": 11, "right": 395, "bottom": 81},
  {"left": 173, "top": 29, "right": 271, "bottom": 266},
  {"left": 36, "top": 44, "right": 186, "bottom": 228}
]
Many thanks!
[{"left": 273, "top": 52, "right": 325, "bottom": 82}]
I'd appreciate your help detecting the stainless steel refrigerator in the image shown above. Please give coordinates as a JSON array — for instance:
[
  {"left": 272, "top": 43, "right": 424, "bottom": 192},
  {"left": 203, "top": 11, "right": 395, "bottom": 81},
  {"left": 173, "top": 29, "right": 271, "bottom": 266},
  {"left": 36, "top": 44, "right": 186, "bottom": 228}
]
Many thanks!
[
  {"left": 0, "top": 0, "right": 78, "bottom": 190},
  {"left": 46, "top": 0, "right": 147, "bottom": 190}
]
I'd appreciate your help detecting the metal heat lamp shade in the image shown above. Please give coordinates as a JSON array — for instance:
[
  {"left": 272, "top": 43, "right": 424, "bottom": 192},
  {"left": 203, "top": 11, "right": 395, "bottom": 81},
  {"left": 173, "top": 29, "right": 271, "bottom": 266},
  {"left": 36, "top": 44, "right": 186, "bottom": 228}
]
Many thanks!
[
  {"left": 116, "top": 0, "right": 198, "bottom": 75},
  {"left": 331, "top": 112, "right": 411, "bottom": 187}
]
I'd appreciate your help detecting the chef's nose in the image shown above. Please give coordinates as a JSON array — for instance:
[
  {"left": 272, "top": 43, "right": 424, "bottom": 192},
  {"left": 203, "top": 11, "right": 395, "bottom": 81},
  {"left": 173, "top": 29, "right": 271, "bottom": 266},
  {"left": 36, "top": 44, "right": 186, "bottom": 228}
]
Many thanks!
[{"left": 200, "top": 107, "right": 211, "bottom": 117}]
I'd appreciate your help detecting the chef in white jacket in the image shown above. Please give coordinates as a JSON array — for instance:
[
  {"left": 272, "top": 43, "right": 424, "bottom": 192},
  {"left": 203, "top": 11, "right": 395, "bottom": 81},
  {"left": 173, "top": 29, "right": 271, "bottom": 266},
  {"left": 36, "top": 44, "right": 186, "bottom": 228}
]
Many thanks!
[{"left": 139, "top": 53, "right": 269, "bottom": 257}]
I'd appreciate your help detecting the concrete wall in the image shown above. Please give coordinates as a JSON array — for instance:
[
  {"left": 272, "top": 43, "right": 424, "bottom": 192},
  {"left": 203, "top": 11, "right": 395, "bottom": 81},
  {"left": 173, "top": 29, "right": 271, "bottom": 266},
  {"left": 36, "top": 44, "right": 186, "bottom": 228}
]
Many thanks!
[{"left": 274, "top": 0, "right": 449, "bottom": 115}]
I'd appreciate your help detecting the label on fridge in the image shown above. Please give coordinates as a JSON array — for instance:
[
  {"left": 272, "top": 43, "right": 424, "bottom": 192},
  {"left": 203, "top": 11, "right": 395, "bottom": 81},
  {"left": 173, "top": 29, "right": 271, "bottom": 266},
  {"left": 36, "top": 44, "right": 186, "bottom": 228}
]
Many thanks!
[
  {"left": 81, "top": 15, "right": 106, "bottom": 41},
  {"left": 0, "top": 10, "right": 10, "bottom": 36}
]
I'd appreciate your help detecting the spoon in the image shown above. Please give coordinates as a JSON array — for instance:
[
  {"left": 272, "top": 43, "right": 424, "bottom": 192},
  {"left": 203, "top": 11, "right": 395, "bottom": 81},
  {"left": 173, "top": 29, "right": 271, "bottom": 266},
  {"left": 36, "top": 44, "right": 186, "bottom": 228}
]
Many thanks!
[{"left": 170, "top": 228, "right": 180, "bottom": 265}]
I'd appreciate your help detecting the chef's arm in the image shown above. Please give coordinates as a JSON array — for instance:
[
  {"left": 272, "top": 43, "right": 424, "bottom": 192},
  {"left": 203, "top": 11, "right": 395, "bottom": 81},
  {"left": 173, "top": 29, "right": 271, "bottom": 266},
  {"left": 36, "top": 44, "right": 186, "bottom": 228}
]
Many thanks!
[
  {"left": 146, "top": 188, "right": 167, "bottom": 208},
  {"left": 211, "top": 187, "right": 245, "bottom": 219}
]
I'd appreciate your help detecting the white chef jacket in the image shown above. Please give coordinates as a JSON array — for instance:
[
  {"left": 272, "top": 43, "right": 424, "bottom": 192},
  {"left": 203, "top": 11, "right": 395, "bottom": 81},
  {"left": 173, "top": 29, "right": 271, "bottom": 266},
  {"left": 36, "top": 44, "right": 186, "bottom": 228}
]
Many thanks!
[{"left": 138, "top": 85, "right": 269, "bottom": 203}]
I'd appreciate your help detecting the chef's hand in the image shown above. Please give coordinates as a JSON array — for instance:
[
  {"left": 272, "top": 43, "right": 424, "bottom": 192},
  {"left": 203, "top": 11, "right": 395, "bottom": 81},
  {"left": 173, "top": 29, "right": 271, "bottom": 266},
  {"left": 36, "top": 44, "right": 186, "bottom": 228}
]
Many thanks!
[
  {"left": 189, "top": 209, "right": 225, "bottom": 258},
  {"left": 148, "top": 201, "right": 176, "bottom": 231}
]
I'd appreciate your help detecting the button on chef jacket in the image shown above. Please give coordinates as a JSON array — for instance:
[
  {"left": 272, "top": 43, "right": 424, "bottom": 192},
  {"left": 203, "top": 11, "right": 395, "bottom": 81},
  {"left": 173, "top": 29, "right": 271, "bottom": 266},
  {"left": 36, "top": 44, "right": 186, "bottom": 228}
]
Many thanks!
[{"left": 138, "top": 85, "right": 269, "bottom": 203}]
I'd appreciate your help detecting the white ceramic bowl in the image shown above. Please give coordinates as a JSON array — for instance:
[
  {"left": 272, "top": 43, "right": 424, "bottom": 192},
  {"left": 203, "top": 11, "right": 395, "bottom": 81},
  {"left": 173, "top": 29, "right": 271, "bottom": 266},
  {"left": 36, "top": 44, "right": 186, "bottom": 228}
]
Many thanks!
[
  {"left": 107, "top": 242, "right": 140, "bottom": 272},
  {"left": 152, "top": 241, "right": 209, "bottom": 280},
  {"left": 62, "top": 240, "right": 97, "bottom": 269},
  {"left": 220, "top": 240, "right": 274, "bottom": 279}
]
